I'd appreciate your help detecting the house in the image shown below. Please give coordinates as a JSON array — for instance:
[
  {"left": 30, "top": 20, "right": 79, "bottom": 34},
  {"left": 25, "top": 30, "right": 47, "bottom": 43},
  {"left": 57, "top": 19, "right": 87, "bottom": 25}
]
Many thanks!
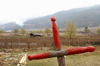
[{"left": 29, "top": 33, "right": 43, "bottom": 37}]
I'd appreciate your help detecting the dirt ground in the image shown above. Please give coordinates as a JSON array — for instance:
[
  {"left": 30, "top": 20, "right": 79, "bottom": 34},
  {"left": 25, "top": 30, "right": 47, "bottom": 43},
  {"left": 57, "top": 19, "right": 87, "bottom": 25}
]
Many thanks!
[{"left": 0, "top": 45, "right": 99, "bottom": 66}]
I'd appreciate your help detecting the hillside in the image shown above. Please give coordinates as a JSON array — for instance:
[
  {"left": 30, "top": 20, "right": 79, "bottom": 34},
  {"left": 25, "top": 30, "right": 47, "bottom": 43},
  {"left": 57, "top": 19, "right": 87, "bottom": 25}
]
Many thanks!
[
  {"left": 0, "top": 5, "right": 100, "bottom": 30},
  {"left": 23, "top": 5, "right": 100, "bottom": 29},
  {"left": 0, "top": 22, "right": 21, "bottom": 30}
]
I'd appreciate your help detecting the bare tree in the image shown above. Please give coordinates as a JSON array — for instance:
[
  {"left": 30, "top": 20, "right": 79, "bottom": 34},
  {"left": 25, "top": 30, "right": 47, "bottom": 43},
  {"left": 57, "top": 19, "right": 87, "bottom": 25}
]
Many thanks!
[{"left": 64, "top": 19, "right": 77, "bottom": 40}]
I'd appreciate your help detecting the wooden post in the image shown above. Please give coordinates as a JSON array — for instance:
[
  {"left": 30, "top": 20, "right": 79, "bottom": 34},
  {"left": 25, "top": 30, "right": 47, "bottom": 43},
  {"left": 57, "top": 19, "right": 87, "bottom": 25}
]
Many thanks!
[{"left": 11, "top": 41, "right": 12, "bottom": 48}]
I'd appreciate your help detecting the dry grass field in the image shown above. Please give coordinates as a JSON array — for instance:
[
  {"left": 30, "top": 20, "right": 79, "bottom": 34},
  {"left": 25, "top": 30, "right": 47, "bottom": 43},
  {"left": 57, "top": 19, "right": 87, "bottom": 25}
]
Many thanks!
[
  {"left": 0, "top": 45, "right": 100, "bottom": 66},
  {"left": 0, "top": 36, "right": 100, "bottom": 66},
  {"left": 26, "top": 45, "right": 100, "bottom": 66}
]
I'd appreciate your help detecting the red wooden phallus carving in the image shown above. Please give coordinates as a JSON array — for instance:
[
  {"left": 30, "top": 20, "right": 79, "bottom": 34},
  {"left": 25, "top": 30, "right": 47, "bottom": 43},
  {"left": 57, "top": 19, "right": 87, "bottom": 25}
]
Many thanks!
[
  {"left": 87, "top": 46, "right": 95, "bottom": 52},
  {"left": 51, "top": 17, "right": 56, "bottom": 21},
  {"left": 28, "top": 17, "right": 95, "bottom": 66},
  {"left": 51, "top": 17, "right": 61, "bottom": 50},
  {"left": 28, "top": 52, "right": 50, "bottom": 60},
  {"left": 28, "top": 46, "right": 95, "bottom": 60},
  {"left": 67, "top": 46, "right": 95, "bottom": 55}
]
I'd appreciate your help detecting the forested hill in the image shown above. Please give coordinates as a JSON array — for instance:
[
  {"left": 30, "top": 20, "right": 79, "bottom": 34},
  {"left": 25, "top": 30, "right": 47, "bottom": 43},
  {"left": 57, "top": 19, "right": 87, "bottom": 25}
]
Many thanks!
[{"left": 23, "top": 5, "right": 100, "bottom": 29}]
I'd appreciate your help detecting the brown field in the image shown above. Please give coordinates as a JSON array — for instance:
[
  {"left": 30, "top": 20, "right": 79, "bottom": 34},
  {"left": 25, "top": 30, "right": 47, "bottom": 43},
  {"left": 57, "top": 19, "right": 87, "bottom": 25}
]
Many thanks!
[
  {"left": 0, "top": 35, "right": 100, "bottom": 49},
  {"left": 0, "top": 35, "right": 100, "bottom": 66},
  {"left": 0, "top": 45, "right": 100, "bottom": 66}
]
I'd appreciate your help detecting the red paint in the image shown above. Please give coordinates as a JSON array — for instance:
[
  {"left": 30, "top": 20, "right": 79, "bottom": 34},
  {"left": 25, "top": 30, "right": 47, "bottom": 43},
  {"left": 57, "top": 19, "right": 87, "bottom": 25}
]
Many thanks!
[
  {"left": 51, "top": 17, "right": 61, "bottom": 50},
  {"left": 87, "top": 46, "right": 95, "bottom": 52},
  {"left": 66, "top": 46, "right": 95, "bottom": 55},
  {"left": 28, "top": 52, "right": 50, "bottom": 60}
]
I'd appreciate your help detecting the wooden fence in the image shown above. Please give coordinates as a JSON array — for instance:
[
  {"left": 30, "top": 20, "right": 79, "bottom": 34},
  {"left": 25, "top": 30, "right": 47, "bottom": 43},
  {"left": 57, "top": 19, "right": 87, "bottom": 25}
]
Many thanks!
[
  {"left": 0, "top": 37, "right": 53, "bottom": 49},
  {"left": 0, "top": 36, "right": 100, "bottom": 49}
]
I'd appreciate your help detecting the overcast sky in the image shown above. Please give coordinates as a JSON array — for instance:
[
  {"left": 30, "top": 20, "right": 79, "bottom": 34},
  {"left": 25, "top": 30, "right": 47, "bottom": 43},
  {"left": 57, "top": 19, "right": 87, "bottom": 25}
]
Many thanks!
[{"left": 0, "top": 0, "right": 100, "bottom": 26}]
